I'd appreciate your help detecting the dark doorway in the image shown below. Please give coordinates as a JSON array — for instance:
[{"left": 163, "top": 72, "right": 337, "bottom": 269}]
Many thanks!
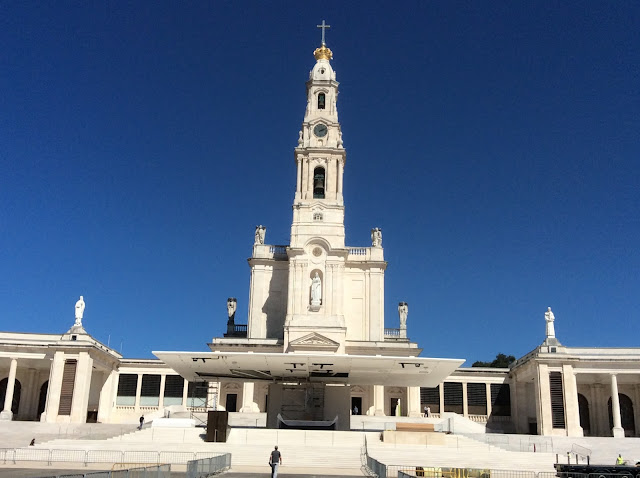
[
  {"left": 351, "top": 397, "right": 362, "bottom": 415},
  {"left": 37, "top": 381, "right": 49, "bottom": 418},
  {"left": 390, "top": 398, "right": 401, "bottom": 416},
  {"left": 578, "top": 393, "right": 591, "bottom": 435},
  {"left": 225, "top": 393, "right": 238, "bottom": 412},
  {"left": 528, "top": 422, "right": 538, "bottom": 435},
  {"left": 608, "top": 394, "right": 636, "bottom": 436},
  {"left": 86, "top": 410, "right": 98, "bottom": 423},
  {"left": 0, "top": 377, "right": 22, "bottom": 415}
]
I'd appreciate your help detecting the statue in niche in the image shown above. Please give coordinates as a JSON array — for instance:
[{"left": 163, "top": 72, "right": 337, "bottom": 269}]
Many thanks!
[
  {"left": 310, "top": 272, "right": 322, "bottom": 307},
  {"left": 74, "top": 295, "right": 85, "bottom": 326},
  {"left": 227, "top": 298, "right": 237, "bottom": 323},
  {"left": 254, "top": 225, "right": 266, "bottom": 245},
  {"left": 544, "top": 307, "right": 556, "bottom": 338},
  {"left": 398, "top": 302, "right": 408, "bottom": 328},
  {"left": 371, "top": 228, "right": 382, "bottom": 247}
]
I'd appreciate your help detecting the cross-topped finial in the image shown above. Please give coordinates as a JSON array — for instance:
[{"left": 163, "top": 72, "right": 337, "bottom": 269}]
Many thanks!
[{"left": 317, "top": 20, "right": 330, "bottom": 46}]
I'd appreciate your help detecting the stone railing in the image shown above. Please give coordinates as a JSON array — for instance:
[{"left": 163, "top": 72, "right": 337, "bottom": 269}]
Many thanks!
[
  {"left": 384, "top": 328, "right": 400, "bottom": 337},
  {"left": 347, "top": 247, "right": 370, "bottom": 260},
  {"left": 252, "top": 244, "right": 288, "bottom": 260},
  {"left": 468, "top": 414, "right": 488, "bottom": 422}
]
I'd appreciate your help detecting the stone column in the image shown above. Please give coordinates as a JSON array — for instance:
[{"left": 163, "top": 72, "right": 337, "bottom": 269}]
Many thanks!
[
  {"left": 485, "top": 383, "right": 492, "bottom": 417},
  {"left": 182, "top": 378, "right": 189, "bottom": 407},
  {"left": 296, "top": 157, "right": 302, "bottom": 196},
  {"left": 462, "top": 382, "right": 469, "bottom": 417},
  {"left": 373, "top": 385, "right": 385, "bottom": 416},
  {"left": 537, "top": 364, "right": 553, "bottom": 435},
  {"left": 97, "top": 369, "right": 117, "bottom": 423},
  {"left": 439, "top": 383, "right": 445, "bottom": 415},
  {"left": 610, "top": 374, "right": 624, "bottom": 437},
  {"left": 70, "top": 352, "right": 93, "bottom": 423},
  {"left": 0, "top": 358, "right": 18, "bottom": 420},
  {"left": 158, "top": 374, "right": 166, "bottom": 409},
  {"left": 338, "top": 160, "right": 344, "bottom": 197},
  {"left": 407, "top": 386, "right": 421, "bottom": 418},
  {"left": 240, "top": 382, "right": 257, "bottom": 412},
  {"left": 134, "top": 373, "right": 143, "bottom": 412},
  {"left": 562, "top": 364, "right": 583, "bottom": 436},
  {"left": 44, "top": 351, "right": 65, "bottom": 423}
]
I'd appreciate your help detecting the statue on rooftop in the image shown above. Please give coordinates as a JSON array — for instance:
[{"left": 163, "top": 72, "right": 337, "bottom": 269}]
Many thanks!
[
  {"left": 227, "top": 298, "right": 237, "bottom": 323},
  {"left": 254, "top": 225, "right": 266, "bottom": 245},
  {"left": 545, "top": 307, "right": 556, "bottom": 338},
  {"left": 398, "top": 302, "right": 408, "bottom": 328},
  {"left": 74, "top": 296, "right": 85, "bottom": 326},
  {"left": 371, "top": 228, "right": 382, "bottom": 247}
]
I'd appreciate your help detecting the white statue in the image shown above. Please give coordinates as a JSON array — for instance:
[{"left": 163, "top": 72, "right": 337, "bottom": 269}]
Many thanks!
[
  {"left": 297, "top": 131, "right": 303, "bottom": 146},
  {"left": 227, "top": 298, "right": 237, "bottom": 321},
  {"left": 74, "top": 296, "right": 85, "bottom": 326},
  {"left": 254, "top": 225, "right": 266, "bottom": 245},
  {"left": 395, "top": 399, "right": 401, "bottom": 417},
  {"left": 371, "top": 228, "right": 382, "bottom": 247},
  {"left": 398, "top": 302, "right": 408, "bottom": 328},
  {"left": 310, "top": 272, "right": 322, "bottom": 306},
  {"left": 545, "top": 307, "right": 556, "bottom": 338},
  {"left": 337, "top": 131, "right": 343, "bottom": 148}
]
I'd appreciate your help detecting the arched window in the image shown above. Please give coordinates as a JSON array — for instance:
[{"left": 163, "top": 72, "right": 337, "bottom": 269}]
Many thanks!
[
  {"left": 608, "top": 394, "right": 636, "bottom": 436},
  {"left": 0, "top": 377, "right": 22, "bottom": 415},
  {"left": 318, "top": 93, "right": 325, "bottom": 110},
  {"left": 313, "top": 167, "right": 325, "bottom": 199},
  {"left": 38, "top": 381, "right": 49, "bottom": 417},
  {"left": 578, "top": 393, "right": 590, "bottom": 435}
]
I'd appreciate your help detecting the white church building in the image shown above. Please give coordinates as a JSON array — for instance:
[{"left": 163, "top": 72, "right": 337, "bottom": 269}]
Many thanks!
[{"left": 2, "top": 32, "right": 639, "bottom": 438}]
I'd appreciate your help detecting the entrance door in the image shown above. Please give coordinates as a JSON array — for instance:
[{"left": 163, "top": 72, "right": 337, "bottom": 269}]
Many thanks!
[
  {"left": 225, "top": 393, "right": 238, "bottom": 412},
  {"left": 351, "top": 397, "right": 362, "bottom": 415},
  {"left": 390, "top": 398, "right": 401, "bottom": 416}
]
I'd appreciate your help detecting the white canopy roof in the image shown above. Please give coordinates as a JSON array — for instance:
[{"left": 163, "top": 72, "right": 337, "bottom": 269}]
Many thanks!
[{"left": 153, "top": 351, "right": 465, "bottom": 387}]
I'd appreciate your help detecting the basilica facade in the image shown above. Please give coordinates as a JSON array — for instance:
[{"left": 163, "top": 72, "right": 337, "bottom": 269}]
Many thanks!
[{"left": 2, "top": 35, "right": 639, "bottom": 438}]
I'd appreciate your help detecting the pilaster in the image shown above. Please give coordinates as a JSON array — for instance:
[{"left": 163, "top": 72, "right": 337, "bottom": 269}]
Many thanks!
[
  {"left": 562, "top": 364, "right": 583, "bottom": 436},
  {"left": 134, "top": 373, "right": 142, "bottom": 412},
  {"left": 462, "top": 382, "right": 469, "bottom": 417},
  {"left": 43, "top": 352, "right": 65, "bottom": 423},
  {"left": 373, "top": 385, "right": 385, "bottom": 416},
  {"left": 537, "top": 363, "right": 553, "bottom": 435},
  {"left": 70, "top": 352, "right": 93, "bottom": 423},
  {"left": 97, "top": 369, "right": 117, "bottom": 423},
  {"left": 240, "top": 382, "right": 258, "bottom": 412},
  {"left": 158, "top": 374, "right": 166, "bottom": 409},
  {"left": 407, "top": 386, "right": 421, "bottom": 417}
]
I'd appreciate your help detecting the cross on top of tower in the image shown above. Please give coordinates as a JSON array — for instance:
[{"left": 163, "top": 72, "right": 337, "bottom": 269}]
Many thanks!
[{"left": 317, "top": 20, "right": 330, "bottom": 46}]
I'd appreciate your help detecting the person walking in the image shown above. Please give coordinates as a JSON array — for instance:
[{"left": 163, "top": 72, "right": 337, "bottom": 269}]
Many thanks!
[
  {"left": 617, "top": 454, "right": 625, "bottom": 465},
  {"left": 269, "top": 445, "right": 282, "bottom": 478},
  {"left": 139, "top": 415, "right": 144, "bottom": 430}
]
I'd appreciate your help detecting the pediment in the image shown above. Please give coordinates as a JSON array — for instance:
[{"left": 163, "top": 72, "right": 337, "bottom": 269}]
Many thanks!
[{"left": 288, "top": 332, "right": 340, "bottom": 352}]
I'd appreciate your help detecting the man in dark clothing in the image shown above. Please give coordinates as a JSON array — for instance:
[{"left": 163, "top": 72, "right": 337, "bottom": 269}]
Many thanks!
[
  {"left": 269, "top": 445, "right": 282, "bottom": 478},
  {"left": 139, "top": 415, "right": 144, "bottom": 430}
]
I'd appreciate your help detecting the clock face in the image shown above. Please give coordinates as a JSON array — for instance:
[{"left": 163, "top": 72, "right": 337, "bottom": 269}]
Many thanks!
[{"left": 313, "top": 124, "right": 328, "bottom": 138}]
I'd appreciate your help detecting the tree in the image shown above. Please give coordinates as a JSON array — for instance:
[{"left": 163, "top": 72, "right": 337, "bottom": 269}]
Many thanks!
[{"left": 472, "top": 353, "right": 516, "bottom": 368}]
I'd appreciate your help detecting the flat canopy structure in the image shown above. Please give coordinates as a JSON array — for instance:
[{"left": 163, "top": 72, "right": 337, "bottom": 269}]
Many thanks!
[{"left": 153, "top": 351, "right": 465, "bottom": 388}]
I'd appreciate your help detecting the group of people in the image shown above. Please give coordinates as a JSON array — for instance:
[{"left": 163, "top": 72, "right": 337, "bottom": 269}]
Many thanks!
[{"left": 423, "top": 405, "right": 431, "bottom": 417}]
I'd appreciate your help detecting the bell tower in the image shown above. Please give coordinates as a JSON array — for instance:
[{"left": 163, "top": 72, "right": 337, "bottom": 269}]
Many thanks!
[
  {"left": 291, "top": 21, "right": 346, "bottom": 250},
  {"left": 284, "top": 22, "right": 348, "bottom": 352}
]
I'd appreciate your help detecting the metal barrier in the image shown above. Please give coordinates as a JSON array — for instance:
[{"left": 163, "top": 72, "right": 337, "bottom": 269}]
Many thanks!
[
  {"left": 185, "top": 453, "right": 231, "bottom": 478},
  {"left": 0, "top": 448, "right": 222, "bottom": 466},
  {"left": 31, "top": 464, "right": 171, "bottom": 478}
]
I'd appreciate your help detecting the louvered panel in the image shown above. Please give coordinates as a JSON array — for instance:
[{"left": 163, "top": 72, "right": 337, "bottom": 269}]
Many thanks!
[
  {"left": 420, "top": 386, "right": 440, "bottom": 413},
  {"left": 467, "top": 382, "right": 487, "bottom": 415},
  {"left": 549, "top": 371, "right": 565, "bottom": 428},
  {"left": 58, "top": 359, "right": 77, "bottom": 416},
  {"left": 116, "top": 373, "right": 137, "bottom": 406},
  {"left": 444, "top": 382, "right": 463, "bottom": 414},
  {"left": 163, "top": 375, "right": 184, "bottom": 406}
]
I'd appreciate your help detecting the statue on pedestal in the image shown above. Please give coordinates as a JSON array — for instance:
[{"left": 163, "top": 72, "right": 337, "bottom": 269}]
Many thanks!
[
  {"left": 310, "top": 272, "right": 322, "bottom": 307},
  {"left": 74, "top": 296, "right": 85, "bottom": 326},
  {"left": 254, "top": 225, "right": 266, "bottom": 245},
  {"left": 227, "top": 298, "right": 237, "bottom": 323},
  {"left": 545, "top": 307, "right": 556, "bottom": 338},
  {"left": 371, "top": 227, "right": 382, "bottom": 247},
  {"left": 398, "top": 302, "right": 408, "bottom": 328}
]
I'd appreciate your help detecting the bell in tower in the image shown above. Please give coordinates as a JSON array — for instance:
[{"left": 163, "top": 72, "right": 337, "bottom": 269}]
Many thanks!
[{"left": 313, "top": 168, "right": 325, "bottom": 199}]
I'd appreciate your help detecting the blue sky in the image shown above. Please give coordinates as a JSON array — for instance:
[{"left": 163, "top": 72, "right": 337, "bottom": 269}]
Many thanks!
[{"left": 1, "top": 2, "right": 638, "bottom": 364}]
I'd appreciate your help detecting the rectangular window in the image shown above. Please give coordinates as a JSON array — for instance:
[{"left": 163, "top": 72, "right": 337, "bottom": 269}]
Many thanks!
[
  {"left": 116, "top": 374, "right": 137, "bottom": 406},
  {"left": 140, "top": 374, "right": 161, "bottom": 406},
  {"left": 420, "top": 386, "right": 440, "bottom": 413},
  {"left": 549, "top": 372, "right": 565, "bottom": 428},
  {"left": 467, "top": 383, "right": 487, "bottom": 415},
  {"left": 163, "top": 375, "right": 184, "bottom": 406},
  {"left": 490, "top": 383, "right": 512, "bottom": 417},
  {"left": 186, "top": 381, "right": 208, "bottom": 408},
  {"left": 444, "top": 382, "right": 463, "bottom": 414}
]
